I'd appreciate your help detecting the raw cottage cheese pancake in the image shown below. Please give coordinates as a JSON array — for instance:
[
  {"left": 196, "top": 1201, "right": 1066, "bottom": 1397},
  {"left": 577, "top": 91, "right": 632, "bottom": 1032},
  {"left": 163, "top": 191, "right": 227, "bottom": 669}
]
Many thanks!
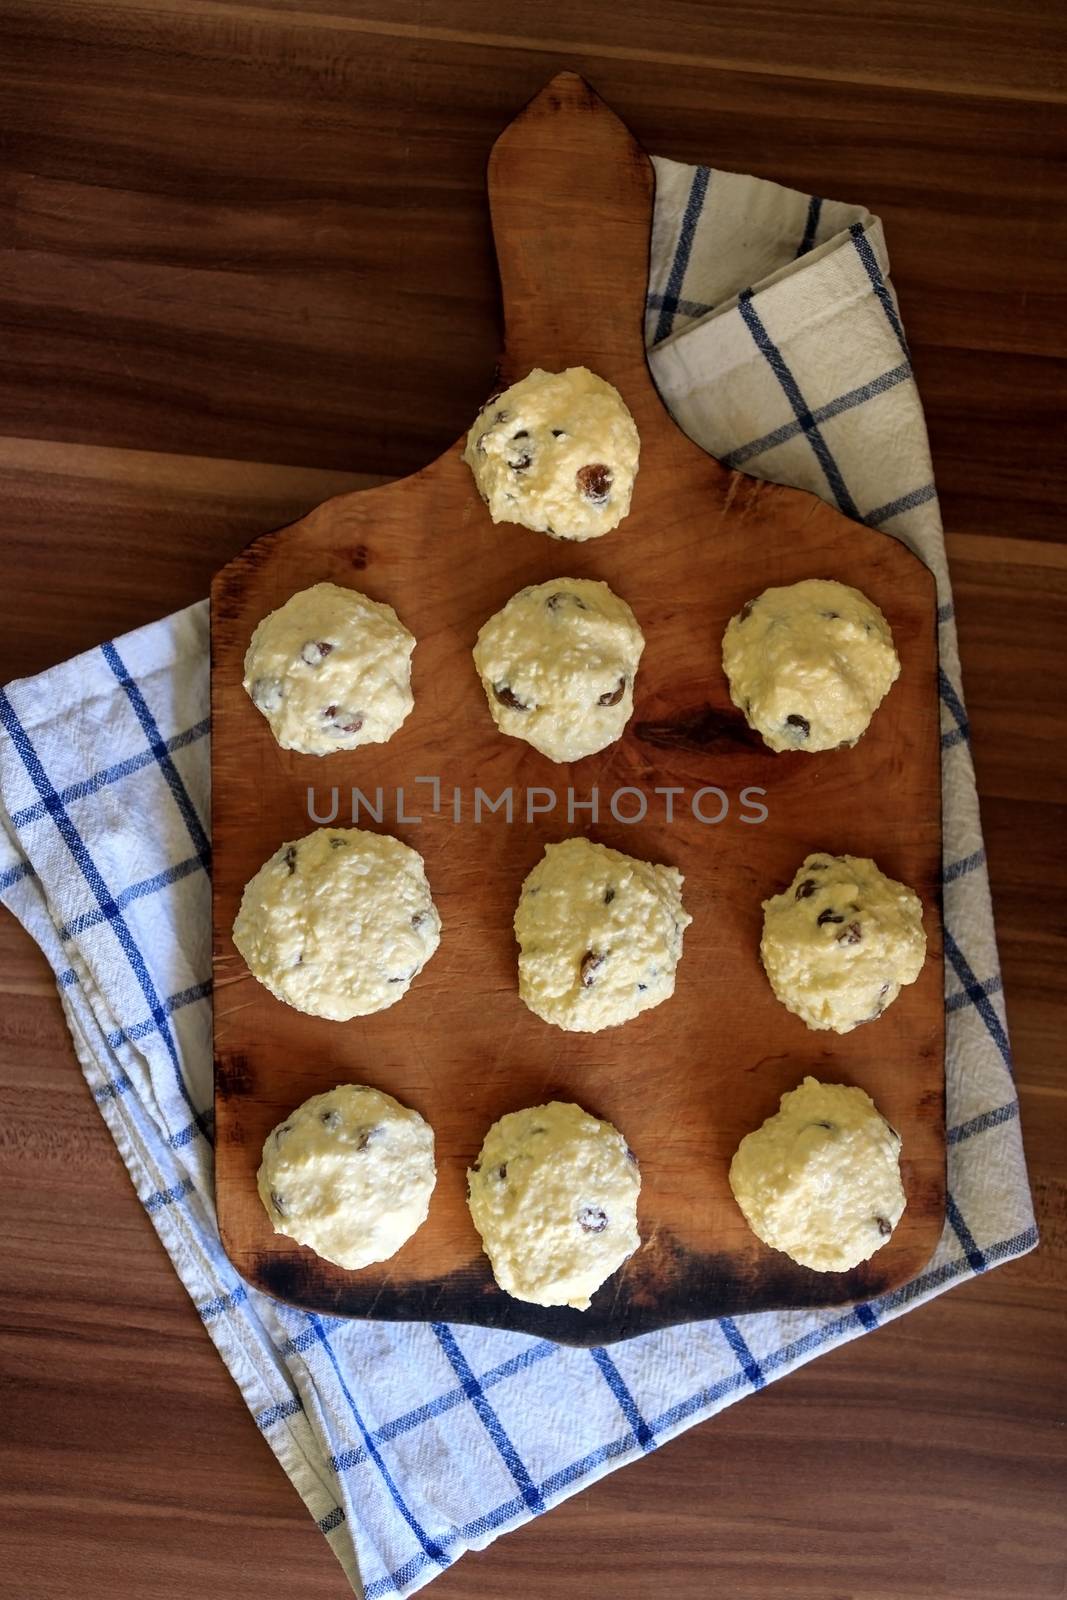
[
  {"left": 729, "top": 1076, "right": 906, "bottom": 1272},
  {"left": 514, "top": 837, "right": 691, "bottom": 1032},
  {"left": 760, "top": 852, "right": 926, "bottom": 1034},
  {"left": 462, "top": 366, "right": 640, "bottom": 540},
  {"left": 258, "top": 1084, "right": 436, "bottom": 1270},
  {"left": 722, "top": 578, "right": 900, "bottom": 753},
  {"left": 243, "top": 581, "right": 415, "bottom": 755},
  {"left": 467, "top": 1100, "right": 641, "bottom": 1309},
  {"left": 232, "top": 827, "right": 441, "bottom": 1020},
  {"left": 472, "top": 577, "right": 644, "bottom": 762}
]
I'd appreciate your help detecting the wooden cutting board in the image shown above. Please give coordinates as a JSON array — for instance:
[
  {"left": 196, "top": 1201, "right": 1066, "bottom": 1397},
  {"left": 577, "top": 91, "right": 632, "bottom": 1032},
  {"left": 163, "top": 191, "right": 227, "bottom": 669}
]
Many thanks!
[{"left": 211, "top": 72, "right": 944, "bottom": 1345}]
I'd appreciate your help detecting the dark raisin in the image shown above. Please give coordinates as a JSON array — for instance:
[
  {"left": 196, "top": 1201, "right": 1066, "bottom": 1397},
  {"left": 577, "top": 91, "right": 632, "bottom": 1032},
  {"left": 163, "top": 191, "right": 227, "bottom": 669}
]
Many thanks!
[
  {"left": 512, "top": 429, "right": 529, "bottom": 439},
  {"left": 795, "top": 878, "right": 817, "bottom": 900},
  {"left": 597, "top": 677, "right": 626, "bottom": 707},
  {"left": 551, "top": 428, "right": 566, "bottom": 438},
  {"left": 283, "top": 846, "right": 297, "bottom": 874},
  {"left": 739, "top": 599, "right": 755, "bottom": 623},
  {"left": 875, "top": 1215, "right": 893, "bottom": 1236},
  {"left": 546, "top": 590, "right": 587, "bottom": 612},
  {"left": 355, "top": 1125, "right": 382, "bottom": 1151},
  {"left": 604, "top": 887, "right": 616, "bottom": 904},
  {"left": 493, "top": 1162, "right": 508, "bottom": 1182},
  {"left": 576, "top": 462, "right": 612, "bottom": 504},
  {"left": 300, "top": 639, "right": 334, "bottom": 666},
  {"left": 837, "top": 921, "right": 863, "bottom": 945},
  {"left": 509, "top": 452, "right": 532, "bottom": 472},
  {"left": 636, "top": 981, "right": 648, "bottom": 992},
  {"left": 580, "top": 950, "right": 605, "bottom": 987},
  {"left": 577, "top": 1205, "right": 608, "bottom": 1234},
  {"left": 625, "top": 1146, "right": 639, "bottom": 1166},
  {"left": 323, "top": 705, "right": 364, "bottom": 734},
  {"left": 470, "top": 1159, "right": 482, "bottom": 1174},
  {"left": 785, "top": 713, "right": 811, "bottom": 738},
  {"left": 321, "top": 1109, "right": 341, "bottom": 1129},
  {"left": 270, "top": 1190, "right": 288, "bottom": 1217},
  {"left": 411, "top": 909, "right": 428, "bottom": 929},
  {"left": 494, "top": 683, "right": 529, "bottom": 711},
  {"left": 817, "top": 908, "right": 845, "bottom": 925}
]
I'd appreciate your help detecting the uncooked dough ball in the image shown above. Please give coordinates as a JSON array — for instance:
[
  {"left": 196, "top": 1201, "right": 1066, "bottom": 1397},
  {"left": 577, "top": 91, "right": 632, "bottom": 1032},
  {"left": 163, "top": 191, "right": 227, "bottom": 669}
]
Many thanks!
[
  {"left": 472, "top": 578, "right": 644, "bottom": 763},
  {"left": 467, "top": 1100, "right": 641, "bottom": 1309},
  {"left": 258, "top": 1084, "right": 436, "bottom": 1270},
  {"left": 761, "top": 852, "right": 926, "bottom": 1034},
  {"left": 722, "top": 578, "right": 900, "bottom": 752},
  {"left": 514, "top": 838, "right": 691, "bottom": 1033},
  {"left": 729, "top": 1076, "right": 906, "bottom": 1272},
  {"left": 462, "top": 367, "right": 640, "bottom": 541},
  {"left": 243, "top": 581, "right": 415, "bottom": 755},
  {"left": 232, "top": 827, "right": 441, "bottom": 1020}
]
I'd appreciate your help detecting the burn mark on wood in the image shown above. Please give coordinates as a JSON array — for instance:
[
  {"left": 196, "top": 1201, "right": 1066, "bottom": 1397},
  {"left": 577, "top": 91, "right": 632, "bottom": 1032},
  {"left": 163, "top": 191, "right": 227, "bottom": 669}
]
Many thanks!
[{"left": 634, "top": 704, "right": 760, "bottom": 754}]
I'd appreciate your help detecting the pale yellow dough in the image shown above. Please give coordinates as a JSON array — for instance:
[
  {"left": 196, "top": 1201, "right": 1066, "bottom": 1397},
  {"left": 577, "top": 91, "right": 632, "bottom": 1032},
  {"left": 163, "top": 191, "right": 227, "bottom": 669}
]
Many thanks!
[
  {"left": 467, "top": 1101, "right": 641, "bottom": 1309},
  {"left": 722, "top": 578, "right": 899, "bottom": 752},
  {"left": 462, "top": 367, "right": 640, "bottom": 541},
  {"left": 473, "top": 578, "right": 645, "bottom": 763},
  {"left": 243, "top": 581, "right": 415, "bottom": 755},
  {"left": 514, "top": 837, "right": 691, "bottom": 1033},
  {"left": 729, "top": 1076, "right": 906, "bottom": 1272},
  {"left": 761, "top": 852, "right": 926, "bottom": 1034},
  {"left": 258, "top": 1085, "right": 436, "bottom": 1270},
  {"left": 232, "top": 827, "right": 441, "bottom": 1020}
]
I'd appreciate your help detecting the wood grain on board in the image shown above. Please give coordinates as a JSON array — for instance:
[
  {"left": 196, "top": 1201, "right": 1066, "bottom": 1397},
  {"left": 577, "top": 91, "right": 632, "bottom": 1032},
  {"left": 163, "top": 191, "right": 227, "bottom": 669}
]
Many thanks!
[
  {"left": 211, "top": 76, "right": 944, "bottom": 1342},
  {"left": 1, "top": 0, "right": 1064, "bottom": 1595}
]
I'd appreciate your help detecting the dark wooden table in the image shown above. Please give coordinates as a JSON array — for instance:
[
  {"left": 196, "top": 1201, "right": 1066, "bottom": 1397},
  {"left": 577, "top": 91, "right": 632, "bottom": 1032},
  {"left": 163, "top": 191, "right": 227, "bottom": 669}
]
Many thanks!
[{"left": 1, "top": 4, "right": 1064, "bottom": 1597}]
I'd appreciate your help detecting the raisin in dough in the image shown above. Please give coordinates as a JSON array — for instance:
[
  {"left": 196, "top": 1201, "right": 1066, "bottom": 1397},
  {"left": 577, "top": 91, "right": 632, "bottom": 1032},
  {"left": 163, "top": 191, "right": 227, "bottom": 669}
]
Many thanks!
[
  {"left": 232, "top": 827, "right": 441, "bottom": 1020},
  {"left": 258, "top": 1085, "right": 436, "bottom": 1270},
  {"left": 514, "top": 838, "right": 691, "bottom": 1033},
  {"left": 467, "top": 1101, "right": 641, "bottom": 1309},
  {"left": 244, "top": 581, "right": 415, "bottom": 755},
  {"left": 761, "top": 853, "right": 926, "bottom": 1034},
  {"left": 729, "top": 1076, "right": 906, "bottom": 1273},
  {"left": 473, "top": 578, "right": 644, "bottom": 763},
  {"left": 463, "top": 367, "right": 640, "bottom": 541},
  {"left": 722, "top": 579, "right": 900, "bottom": 753}
]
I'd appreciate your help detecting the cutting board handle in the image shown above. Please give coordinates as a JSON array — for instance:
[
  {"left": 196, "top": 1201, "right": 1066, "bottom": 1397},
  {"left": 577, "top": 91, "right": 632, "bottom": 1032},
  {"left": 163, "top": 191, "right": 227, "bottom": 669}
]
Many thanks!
[{"left": 488, "top": 72, "right": 655, "bottom": 389}]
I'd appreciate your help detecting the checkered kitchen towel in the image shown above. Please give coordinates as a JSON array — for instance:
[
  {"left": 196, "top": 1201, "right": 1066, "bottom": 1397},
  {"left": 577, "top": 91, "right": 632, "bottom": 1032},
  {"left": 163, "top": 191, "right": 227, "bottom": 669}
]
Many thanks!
[{"left": 0, "top": 159, "right": 1036, "bottom": 1597}]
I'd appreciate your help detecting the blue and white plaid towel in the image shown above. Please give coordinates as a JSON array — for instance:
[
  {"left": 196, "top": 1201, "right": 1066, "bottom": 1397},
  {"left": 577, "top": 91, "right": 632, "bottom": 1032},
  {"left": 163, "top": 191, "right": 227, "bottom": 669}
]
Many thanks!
[{"left": 0, "top": 158, "right": 1036, "bottom": 1597}]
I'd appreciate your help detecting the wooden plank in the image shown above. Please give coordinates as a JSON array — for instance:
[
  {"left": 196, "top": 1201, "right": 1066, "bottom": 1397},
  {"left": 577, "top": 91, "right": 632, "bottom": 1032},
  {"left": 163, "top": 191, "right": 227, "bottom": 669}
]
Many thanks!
[{"left": 210, "top": 76, "right": 943, "bottom": 1342}]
